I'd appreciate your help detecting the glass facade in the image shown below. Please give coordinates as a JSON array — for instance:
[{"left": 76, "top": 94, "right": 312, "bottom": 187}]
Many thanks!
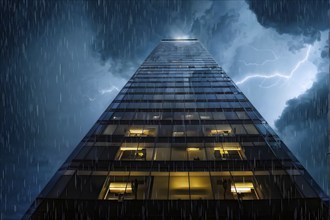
[{"left": 24, "top": 39, "right": 328, "bottom": 219}]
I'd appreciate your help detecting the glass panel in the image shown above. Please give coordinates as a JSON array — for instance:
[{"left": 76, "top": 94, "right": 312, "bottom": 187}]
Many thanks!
[
  {"left": 244, "top": 124, "right": 259, "bottom": 134},
  {"left": 199, "top": 112, "right": 213, "bottom": 120},
  {"left": 162, "top": 112, "right": 173, "bottom": 120},
  {"left": 103, "top": 125, "right": 117, "bottom": 135},
  {"left": 146, "top": 112, "right": 162, "bottom": 120},
  {"left": 127, "top": 175, "right": 150, "bottom": 200},
  {"left": 231, "top": 124, "right": 246, "bottom": 134},
  {"left": 236, "top": 111, "right": 249, "bottom": 120},
  {"left": 187, "top": 147, "right": 206, "bottom": 161},
  {"left": 102, "top": 175, "right": 130, "bottom": 201},
  {"left": 186, "top": 125, "right": 202, "bottom": 137},
  {"left": 113, "top": 125, "right": 127, "bottom": 135},
  {"left": 231, "top": 176, "right": 258, "bottom": 200},
  {"left": 158, "top": 125, "right": 173, "bottom": 137},
  {"left": 152, "top": 176, "right": 169, "bottom": 199},
  {"left": 206, "top": 124, "right": 232, "bottom": 136},
  {"left": 116, "top": 143, "right": 154, "bottom": 161},
  {"left": 134, "top": 112, "right": 146, "bottom": 120},
  {"left": 111, "top": 112, "right": 124, "bottom": 120},
  {"left": 126, "top": 125, "right": 144, "bottom": 137},
  {"left": 154, "top": 143, "right": 171, "bottom": 161},
  {"left": 189, "top": 174, "right": 213, "bottom": 199},
  {"left": 211, "top": 176, "right": 235, "bottom": 200},
  {"left": 174, "top": 112, "right": 185, "bottom": 120},
  {"left": 169, "top": 173, "right": 190, "bottom": 200},
  {"left": 206, "top": 143, "right": 245, "bottom": 160},
  {"left": 213, "top": 112, "right": 226, "bottom": 120},
  {"left": 122, "top": 112, "right": 135, "bottom": 120},
  {"left": 171, "top": 144, "right": 187, "bottom": 160},
  {"left": 172, "top": 125, "right": 185, "bottom": 137},
  {"left": 224, "top": 112, "right": 238, "bottom": 120},
  {"left": 184, "top": 112, "right": 199, "bottom": 120}
]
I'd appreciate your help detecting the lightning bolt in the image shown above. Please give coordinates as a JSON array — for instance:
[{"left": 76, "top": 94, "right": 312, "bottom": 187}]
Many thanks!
[
  {"left": 99, "top": 86, "right": 119, "bottom": 95},
  {"left": 236, "top": 45, "right": 312, "bottom": 85},
  {"left": 85, "top": 86, "right": 120, "bottom": 102}
]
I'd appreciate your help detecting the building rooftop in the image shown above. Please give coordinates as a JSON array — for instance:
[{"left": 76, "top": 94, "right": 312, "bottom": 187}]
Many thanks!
[{"left": 161, "top": 38, "right": 198, "bottom": 41}]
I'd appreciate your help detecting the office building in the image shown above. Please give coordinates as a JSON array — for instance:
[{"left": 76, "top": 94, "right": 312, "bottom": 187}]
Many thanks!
[{"left": 24, "top": 39, "right": 328, "bottom": 219}]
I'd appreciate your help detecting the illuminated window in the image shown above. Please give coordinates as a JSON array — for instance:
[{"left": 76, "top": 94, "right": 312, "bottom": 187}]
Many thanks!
[
  {"left": 116, "top": 143, "right": 154, "bottom": 161},
  {"left": 206, "top": 143, "right": 245, "bottom": 160},
  {"left": 187, "top": 147, "right": 206, "bottom": 160},
  {"left": 231, "top": 182, "right": 254, "bottom": 194},
  {"left": 128, "top": 128, "right": 149, "bottom": 137},
  {"left": 169, "top": 172, "right": 189, "bottom": 200},
  {"left": 210, "top": 129, "right": 231, "bottom": 136},
  {"left": 101, "top": 174, "right": 150, "bottom": 200},
  {"left": 108, "top": 182, "right": 132, "bottom": 194},
  {"left": 116, "top": 147, "right": 146, "bottom": 160},
  {"left": 127, "top": 126, "right": 157, "bottom": 137},
  {"left": 189, "top": 173, "right": 213, "bottom": 199}
]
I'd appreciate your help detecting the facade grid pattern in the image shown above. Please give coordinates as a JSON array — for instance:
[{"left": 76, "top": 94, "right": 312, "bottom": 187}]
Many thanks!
[{"left": 24, "top": 39, "right": 327, "bottom": 219}]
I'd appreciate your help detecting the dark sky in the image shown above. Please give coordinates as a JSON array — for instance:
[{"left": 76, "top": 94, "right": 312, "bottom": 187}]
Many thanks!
[{"left": 0, "top": 0, "right": 328, "bottom": 218}]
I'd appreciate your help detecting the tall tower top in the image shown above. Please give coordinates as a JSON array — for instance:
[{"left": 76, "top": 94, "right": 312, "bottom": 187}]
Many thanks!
[{"left": 161, "top": 38, "right": 198, "bottom": 41}]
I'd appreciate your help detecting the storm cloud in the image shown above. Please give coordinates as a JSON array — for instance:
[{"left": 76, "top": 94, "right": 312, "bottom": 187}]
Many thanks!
[
  {"left": 0, "top": 0, "right": 328, "bottom": 218},
  {"left": 247, "top": 0, "right": 328, "bottom": 43},
  {"left": 275, "top": 68, "right": 328, "bottom": 189},
  {"left": 247, "top": 0, "right": 329, "bottom": 190}
]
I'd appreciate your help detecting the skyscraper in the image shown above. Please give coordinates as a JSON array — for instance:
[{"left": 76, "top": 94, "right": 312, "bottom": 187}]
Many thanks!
[{"left": 24, "top": 39, "right": 328, "bottom": 219}]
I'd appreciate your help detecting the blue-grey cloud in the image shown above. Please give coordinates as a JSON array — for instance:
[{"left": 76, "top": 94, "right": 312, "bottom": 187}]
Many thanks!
[
  {"left": 246, "top": 0, "right": 329, "bottom": 191},
  {"left": 0, "top": 0, "right": 328, "bottom": 218},
  {"left": 246, "top": 0, "right": 328, "bottom": 43},
  {"left": 275, "top": 45, "right": 328, "bottom": 189}
]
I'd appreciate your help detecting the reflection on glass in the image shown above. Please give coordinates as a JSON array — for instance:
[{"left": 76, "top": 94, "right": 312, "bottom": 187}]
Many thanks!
[
  {"left": 117, "top": 147, "right": 146, "bottom": 160},
  {"left": 206, "top": 143, "right": 245, "bottom": 160},
  {"left": 127, "top": 126, "right": 157, "bottom": 137},
  {"left": 154, "top": 147, "right": 170, "bottom": 161},
  {"left": 231, "top": 182, "right": 254, "bottom": 193},
  {"left": 190, "top": 176, "right": 213, "bottom": 199},
  {"left": 210, "top": 129, "right": 231, "bottom": 136},
  {"left": 171, "top": 146, "right": 187, "bottom": 160},
  {"left": 187, "top": 147, "right": 206, "bottom": 160},
  {"left": 172, "top": 131, "right": 185, "bottom": 137},
  {"left": 128, "top": 129, "right": 149, "bottom": 136},
  {"left": 108, "top": 182, "right": 132, "bottom": 194},
  {"left": 152, "top": 176, "right": 169, "bottom": 199},
  {"left": 169, "top": 174, "right": 189, "bottom": 200}
]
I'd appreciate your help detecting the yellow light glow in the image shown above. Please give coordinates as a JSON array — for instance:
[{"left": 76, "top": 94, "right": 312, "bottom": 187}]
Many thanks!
[
  {"left": 128, "top": 129, "right": 150, "bottom": 136},
  {"left": 129, "top": 129, "right": 146, "bottom": 134},
  {"left": 109, "top": 182, "right": 132, "bottom": 193},
  {"left": 173, "top": 34, "right": 190, "bottom": 40},
  {"left": 187, "top": 148, "right": 200, "bottom": 151},
  {"left": 120, "top": 147, "right": 143, "bottom": 151},
  {"left": 214, "top": 146, "right": 241, "bottom": 151},
  {"left": 210, "top": 129, "right": 231, "bottom": 135},
  {"left": 231, "top": 182, "right": 254, "bottom": 193}
]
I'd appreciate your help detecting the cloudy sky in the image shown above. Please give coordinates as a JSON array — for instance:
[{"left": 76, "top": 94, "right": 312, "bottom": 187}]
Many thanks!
[{"left": 0, "top": 0, "right": 328, "bottom": 218}]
